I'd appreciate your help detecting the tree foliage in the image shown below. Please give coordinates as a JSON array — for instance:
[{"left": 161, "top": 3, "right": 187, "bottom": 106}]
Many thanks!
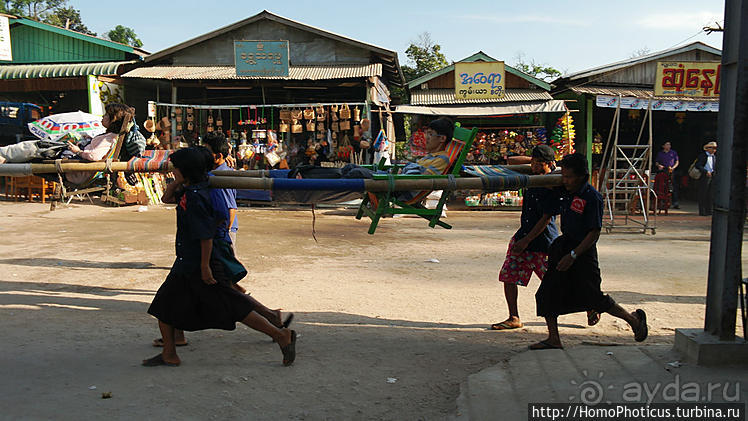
[
  {"left": 391, "top": 32, "right": 449, "bottom": 103},
  {"left": 106, "top": 25, "right": 143, "bottom": 48},
  {"left": 630, "top": 47, "right": 651, "bottom": 58},
  {"left": 402, "top": 32, "right": 449, "bottom": 82},
  {"left": 1, "top": 1, "right": 95, "bottom": 35},
  {"left": 44, "top": 6, "right": 95, "bottom": 35},
  {"left": 512, "top": 52, "right": 561, "bottom": 82},
  {"left": 1, "top": 0, "right": 65, "bottom": 20}
]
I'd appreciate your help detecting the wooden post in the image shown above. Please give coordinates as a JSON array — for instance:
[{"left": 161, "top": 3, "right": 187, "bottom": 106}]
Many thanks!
[{"left": 586, "top": 96, "right": 593, "bottom": 175}]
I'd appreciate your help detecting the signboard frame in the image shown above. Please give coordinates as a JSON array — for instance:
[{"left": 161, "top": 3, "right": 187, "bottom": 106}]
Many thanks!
[
  {"left": 234, "top": 40, "right": 290, "bottom": 78},
  {"left": 454, "top": 61, "right": 506, "bottom": 100},
  {"left": 654, "top": 61, "right": 721, "bottom": 98}
]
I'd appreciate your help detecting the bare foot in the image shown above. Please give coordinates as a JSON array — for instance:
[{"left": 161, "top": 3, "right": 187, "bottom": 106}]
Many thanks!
[
  {"left": 142, "top": 352, "right": 181, "bottom": 366},
  {"left": 153, "top": 338, "right": 188, "bottom": 347},
  {"left": 529, "top": 339, "right": 564, "bottom": 350}
]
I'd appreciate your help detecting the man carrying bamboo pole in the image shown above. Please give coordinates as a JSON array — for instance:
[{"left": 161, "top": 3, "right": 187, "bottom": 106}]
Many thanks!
[{"left": 491, "top": 145, "right": 559, "bottom": 330}]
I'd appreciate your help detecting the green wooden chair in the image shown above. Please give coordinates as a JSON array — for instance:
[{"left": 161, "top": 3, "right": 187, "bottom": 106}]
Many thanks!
[{"left": 355, "top": 124, "right": 478, "bottom": 234}]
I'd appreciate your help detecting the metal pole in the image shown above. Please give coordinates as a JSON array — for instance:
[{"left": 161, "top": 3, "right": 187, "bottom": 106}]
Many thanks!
[
  {"left": 704, "top": 0, "right": 747, "bottom": 341},
  {"left": 171, "top": 83, "right": 178, "bottom": 147},
  {"left": 646, "top": 101, "right": 653, "bottom": 221},
  {"left": 612, "top": 96, "right": 621, "bottom": 219}
]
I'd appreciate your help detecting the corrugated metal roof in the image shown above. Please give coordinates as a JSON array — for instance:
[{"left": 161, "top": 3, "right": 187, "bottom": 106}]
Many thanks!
[
  {"left": 122, "top": 64, "right": 382, "bottom": 80},
  {"left": 569, "top": 86, "right": 718, "bottom": 102},
  {"left": 407, "top": 52, "right": 552, "bottom": 91},
  {"left": 560, "top": 42, "right": 721, "bottom": 81},
  {"left": 0, "top": 61, "right": 134, "bottom": 79},
  {"left": 410, "top": 88, "right": 552, "bottom": 105}
]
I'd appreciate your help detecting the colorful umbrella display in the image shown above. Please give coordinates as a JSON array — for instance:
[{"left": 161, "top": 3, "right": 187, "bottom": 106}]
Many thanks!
[{"left": 28, "top": 111, "right": 105, "bottom": 141}]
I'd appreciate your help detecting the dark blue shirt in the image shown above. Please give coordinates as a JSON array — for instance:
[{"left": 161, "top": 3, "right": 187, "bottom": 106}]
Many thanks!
[
  {"left": 174, "top": 182, "right": 220, "bottom": 271},
  {"left": 513, "top": 187, "right": 560, "bottom": 253},
  {"left": 208, "top": 163, "right": 238, "bottom": 233},
  {"left": 558, "top": 182, "right": 603, "bottom": 244},
  {"left": 210, "top": 187, "right": 232, "bottom": 243}
]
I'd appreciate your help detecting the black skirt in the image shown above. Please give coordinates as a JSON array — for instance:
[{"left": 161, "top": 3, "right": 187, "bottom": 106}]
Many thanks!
[
  {"left": 147, "top": 245, "right": 254, "bottom": 332},
  {"left": 535, "top": 235, "right": 615, "bottom": 317}
]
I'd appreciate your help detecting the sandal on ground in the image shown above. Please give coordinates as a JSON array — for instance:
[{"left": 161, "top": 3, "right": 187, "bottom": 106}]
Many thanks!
[
  {"left": 142, "top": 353, "right": 180, "bottom": 367},
  {"left": 152, "top": 338, "right": 188, "bottom": 347},
  {"left": 633, "top": 309, "right": 648, "bottom": 342},
  {"left": 587, "top": 311, "right": 601, "bottom": 326},
  {"left": 529, "top": 340, "right": 564, "bottom": 350},
  {"left": 281, "top": 330, "right": 297, "bottom": 366},
  {"left": 490, "top": 320, "right": 523, "bottom": 330}
]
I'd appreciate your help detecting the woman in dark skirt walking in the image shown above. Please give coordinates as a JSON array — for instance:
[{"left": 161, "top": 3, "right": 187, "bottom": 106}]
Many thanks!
[
  {"left": 532, "top": 153, "right": 648, "bottom": 350},
  {"left": 143, "top": 147, "right": 296, "bottom": 367}
]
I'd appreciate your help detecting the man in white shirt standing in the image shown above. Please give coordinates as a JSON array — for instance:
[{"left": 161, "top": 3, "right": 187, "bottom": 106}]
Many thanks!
[{"left": 695, "top": 141, "right": 717, "bottom": 216}]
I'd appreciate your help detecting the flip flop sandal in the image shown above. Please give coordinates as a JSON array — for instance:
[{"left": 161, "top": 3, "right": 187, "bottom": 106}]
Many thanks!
[
  {"left": 281, "top": 330, "right": 297, "bottom": 366},
  {"left": 587, "top": 311, "right": 601, "bottom": 326},
  {"left": 490, "top": 321, "right": 523, "bottom": 330},
  {"left": 633, "top": 309, "right": 648, "bottom": 342},
  {"left": 152, "top": 338, "right": 188, "bottom": 347},
  {"left": 142, "top": 354, "right": 180, "bottom": 367},
  {"left": 529, "top": 340, "right": 564, "bottom": 350},
  {"left": 282, "top": 313, "right": 294, "bottom": 329}
]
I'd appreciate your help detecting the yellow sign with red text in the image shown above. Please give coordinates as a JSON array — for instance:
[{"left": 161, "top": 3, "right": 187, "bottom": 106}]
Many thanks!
[
  {"left": 454, "top": 61, "right": 505, "bottom": 100},
  {"left": 654, "top": 61, "right": 721, "bottom": 98}
]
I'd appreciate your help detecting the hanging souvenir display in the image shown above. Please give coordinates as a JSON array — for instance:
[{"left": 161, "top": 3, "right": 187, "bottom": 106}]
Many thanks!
[
  {"left": 332, "top": 120, "right": 340, "bottom": 132},
  {"left": 339, "top": 119, "right": 351, "bottom": 130},
  {"left": 549, "top": 113, "right": 575, "bottom": 160},
  {"left": 290, "top": 108, "right": 303, "bottom": 120},
  {"left": 306, "top": 120, "right": 316, "bottom": 132},
  {"left": 292, "top": 119, "right": 303, "bottom": 133},
  {"left": 206, "top": 110, "right": 214, "bottom": 133},
  {"left": 252, "top": 129, "right": 267, "bottom": 140},
  {"left": 353, "top": 106, "right": 361, "bottom": 122},
  {"left": 353, "top": 124, "right": 361, "bottom": 139},
  {"left": 186, "top": 108, "right": 194, "bottom": 122},
  {"left": 592, "top": 134, "right": 603, "bottom": 155},
  {"left": 279, "top": 121, "right": 290, "bottom": 133},
  {"left": 464, "top": 128, "right": 547, "bottom": 164},
  {"left": 316, "top": 105, "right": 326, "bottom": 122},
  {"left": 279, "top": 107, "right": 291, "bottom": 121},
  {"left": 216, "top": 112, "right": 223, "bottom": 127},
  {"left": 339, "top": 104, "right": 351, "bottom": 119},
  {"left": 337, "top": 134, "right": 353, "bottom": 160},
  {"left": 303, "top": 107, "right": 315, "bottom": 120}
]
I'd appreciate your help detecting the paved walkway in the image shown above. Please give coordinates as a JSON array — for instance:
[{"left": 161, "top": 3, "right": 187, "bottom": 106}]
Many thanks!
[{"left": 453, "top": 344, "right": 747, "bottom": 420}]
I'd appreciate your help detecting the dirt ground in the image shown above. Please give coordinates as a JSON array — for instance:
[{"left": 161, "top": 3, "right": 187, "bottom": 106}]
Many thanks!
[{"left": 0, "top": 199, "right": 744, "bottom": 420}]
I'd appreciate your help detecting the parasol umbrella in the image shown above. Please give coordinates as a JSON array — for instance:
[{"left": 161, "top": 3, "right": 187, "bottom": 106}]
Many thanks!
[{"left": 28, "top": 111, "right": 106, "bottom": 142}]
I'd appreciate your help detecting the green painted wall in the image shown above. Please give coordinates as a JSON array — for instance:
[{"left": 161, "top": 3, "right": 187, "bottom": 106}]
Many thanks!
[{"left": 9, "top": 25, "right": 125, "bottom": 64}]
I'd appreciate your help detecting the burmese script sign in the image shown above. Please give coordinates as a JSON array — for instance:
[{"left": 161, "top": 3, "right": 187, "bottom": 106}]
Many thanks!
[
  {"left": 454, "top": 61, "right": 505, "bottom": 100},
  {"left": 655, "top": 61, "right": 721, "bottom": 98},
  {"left": 0, "top": 16, "right": 11, "bottom": 61},
  {"left": 234, "top": 41, "right": 289, "bottom": 77}
]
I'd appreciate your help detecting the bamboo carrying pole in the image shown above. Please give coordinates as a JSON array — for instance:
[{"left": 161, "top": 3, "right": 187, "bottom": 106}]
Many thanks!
[
  {"left": 0, "top": 164, "right": 536, "bottom": 177},
  {"left": 209, "top": 174, "right": 562, "bottom": 191}
]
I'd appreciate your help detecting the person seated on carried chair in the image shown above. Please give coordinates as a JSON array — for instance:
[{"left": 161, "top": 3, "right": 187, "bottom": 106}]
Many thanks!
[
  {"left": 338, "top": 117, "right": 454, "bottom": 179},
  {"left": 0, "top": 104, "right": 135, "bottom": 185},
  {"left": 63, "top": 104, "right": 134, "bottom": 185}
]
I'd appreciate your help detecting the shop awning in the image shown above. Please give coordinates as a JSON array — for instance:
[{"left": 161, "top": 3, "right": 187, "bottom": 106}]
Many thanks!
[
  {"left": 569, "top": 85, "right": 718, "bottom": 102},
  {"left": 121, "top": 64, "right": 382, "bottom": 80},
  {"left": 0, "top": 61, "right": 135, "bottom": 80},
  {"left": 411, "top": 88, "right": 552, "bottom": 105},
  {"left": 394, "top": 100, "right": 567, "bottom": 116}
]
